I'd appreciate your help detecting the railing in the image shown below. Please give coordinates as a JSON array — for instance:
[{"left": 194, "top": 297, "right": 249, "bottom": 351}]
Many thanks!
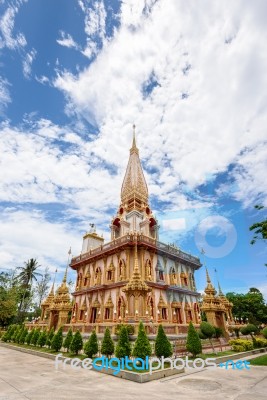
[{"left": 71, "top": 234, "right": 201, "bottom": 266}]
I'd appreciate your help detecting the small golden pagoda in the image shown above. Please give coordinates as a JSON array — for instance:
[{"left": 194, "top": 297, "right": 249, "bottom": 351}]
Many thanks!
[
  {"left": 39, "top": 266, "right": 72, "bottom": 330},
  {"left": 201, "top": 268, "right": 233, "bottom": 334}
]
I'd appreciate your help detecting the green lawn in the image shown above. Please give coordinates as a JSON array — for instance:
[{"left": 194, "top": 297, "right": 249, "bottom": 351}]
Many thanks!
[{"left": 249, "top": 355, "right": 267, "bottom": 366}]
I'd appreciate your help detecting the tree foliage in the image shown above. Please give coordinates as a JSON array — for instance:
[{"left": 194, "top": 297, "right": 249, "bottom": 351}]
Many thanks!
[
  {"left": 101, "top": 328, "right": 114, "bottom": 357},
  {"left": 226, "top": 288, "right": 267, "bottom": 324},
  {"left": 51, "top": 327, "right": 63, "bottom": 352},
  {"left": 249, "top": 205, "right": 267, "bottom": 245},
  {"left": 186, "top": 321, "right": 202, "bottom": 358},
  {"left": 37, "top": 331, "right": 47, "bottom": 347},
  {"left": 115, "top": 326, "right": 131, "bottom": 359},
  {"left": 155, "top": 324, "right": 173, "bottom": 358},
  {"left": 63, "top": 328, "right": 73, "bottom": 352},
  {"left": 0, "top": 272, "right": 21, "bottom": 326},
  {"left": 70, "top": 330, "right": 83, "bottom": 355},
  {"left": 132, "top": 321, "right": 152, "bottom": 360},
  {"left": 84, "top": 330, "right": 99, "bottom": 358}
]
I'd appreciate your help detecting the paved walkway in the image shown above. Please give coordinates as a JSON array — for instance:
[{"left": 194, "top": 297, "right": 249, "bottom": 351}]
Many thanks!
[{"left": 0, "top": 347, "right": 266, "bottom": 400}]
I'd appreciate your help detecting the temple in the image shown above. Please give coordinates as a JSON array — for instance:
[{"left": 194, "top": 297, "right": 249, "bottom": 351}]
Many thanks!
[{"left": 38, "top": 126, "right": 233, "bottom": 336}]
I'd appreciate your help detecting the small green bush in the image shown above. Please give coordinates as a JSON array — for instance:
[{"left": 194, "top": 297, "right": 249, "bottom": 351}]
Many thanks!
[
  {"left": 240, "top": 324, "right": 258, "bottom": 336},
  {"left": 37, "top": 331, "right": 47, "bottom": 348},
  {"left": 101, "top": 328, "right": 114, "bottom": 358},
  {"left": 70, "top": 330, "right": 83, "bottom": 355},
  {"left": 25, "top": 330, "right": 34, "bottom": 345},
  {"left": 63, "top": 328, "right": 73, "bottom": 352},
  {"left": 31, "top": 329, "right": 40, "bottom": 346},
  {"left": 132, "top": 322, "right": 152, "bottom": 360},
  {"left": 115, "top": 326, "right": 131, "bottom": 359},
  {"left": 19, "top": 328, "right": 28, "bottom": 344},
  {"left": 46, "top": 328, "right": 54, "bottom": 348},
  {"left": 262, "top": 327, "right": 267, "bottom": 339},
  {"left": 232, "top": 344, "right": 245, "bottom": 352},
  {"left": 155, "top": 324, "right": 173, "bottom": 358},
  {"left": 51, "top": 327, "right": 63, "bottom": 352},
  {"left": 186, "top": 321, "right": 202, "bottom": 358},
  {"left": 253, "top": 338, "right": 267, "bottom": 348},
  {"left": 84, "top": 330, "right": 98, "bottom": 358},
  {"left": 229, "top": 339, "right": 253, "bottom": 351}
]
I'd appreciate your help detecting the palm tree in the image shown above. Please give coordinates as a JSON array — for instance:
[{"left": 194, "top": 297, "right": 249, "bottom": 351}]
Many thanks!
[{"left": 17, "top": 259, "right": 42, "bottom": 312}]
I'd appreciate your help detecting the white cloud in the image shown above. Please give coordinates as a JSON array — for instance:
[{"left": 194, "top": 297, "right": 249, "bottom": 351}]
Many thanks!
[
  {"left": 0, "top": 1, "right": 27, "bottom": 50},
  {"left": 0, "top": 208, "right": 81, "bottom": 274},
  {"left": 78, "top": 0, "right": 106, "bottom": 59},
  {"left": 54, "top": 0, "right": 267, "bottom": 209},
  {"left": 162, "top": 218, "right": 186, "bottom": 231},
  {"left": 57, "top": 31, "right": 79, "bottom": 50},
  {"left": 22, "top": 48, "right": 37, "bottom": 79},
  {"left": 0, "top": 76, "right": 11, "bottom": 112}
]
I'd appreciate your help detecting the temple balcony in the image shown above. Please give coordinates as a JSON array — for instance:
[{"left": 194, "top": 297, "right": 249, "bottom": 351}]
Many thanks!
[{"left": 70, "top": 233, "right": 201, "bottom": 269}]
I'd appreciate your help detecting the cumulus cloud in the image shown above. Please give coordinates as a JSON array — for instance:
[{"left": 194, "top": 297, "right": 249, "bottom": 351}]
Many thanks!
[
  {"left": 0, "top": 208, "right": 81, "bottom": 273},
  {"left": 54, "top": 0, "right": 267, "bottom": 209}
]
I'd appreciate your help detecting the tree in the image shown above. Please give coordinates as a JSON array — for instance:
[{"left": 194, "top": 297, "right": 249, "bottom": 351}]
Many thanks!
[
  {"left": 132, "top": 321, "right": 152, "bottom": 360},
  {"left": 240, "top": 324, "right": 258, "bottom": 338},
  {"left": 115, "top": 326, "right": 131, "bottom": 359},
  {"left": 155, "top": 324, "right": 173, "bottom": 358},
  {"left": 0, "top": 272, "right": 20, "bottom": 326},
  {"left": 31, "top": 328, "right": 40, "bottom": 346},
  {"left": 249, "top": 205, "right": 267, "bottom": 245},
  {"left": 214, "top": 326, "right": 223, "bottom": 338},
  {"left": 37, "top": 331, "right": 47, "bottom": 347},
  {"left": 200, "top": 322, "right": 216, "bottom": 353},
  {"left": 51, "top": 327, "right": 63, "bottom": 352},
  {"left": 186, "top": 321, "right": 202, "bottom": 358},
  {"left": 19, "top": 327, "right": 28, "bottom": 344},
  {"left": 25, "top": 329, "right": 34, "bottom": 345},
  {"left": 70, "top": 330, "right": 83, "bottom": 355},
  {"left": 63, "top": 328, "right": 73, "bottom": 352},
  {"left": 46, "top": 327, "right": 54, "bottom": 348},
  {"left": 84, "top": 330, "right": 99, "bottom": 358},
  {"left": 16, "top": 258, "right": 42, "bottom": 314},
  {"left": 226, "top": 288, "right": 267, "bottom": 324},
  {"left": 101, "top": 328, "right": 114, "bottom": 358},
  {"left": 34, "top": 267, "right": 50, "bottom": 308}
]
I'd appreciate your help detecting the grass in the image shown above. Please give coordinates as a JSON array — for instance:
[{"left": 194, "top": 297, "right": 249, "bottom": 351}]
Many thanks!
[{"left": 249, "top": 355, "right": 267, "bottom": 366}]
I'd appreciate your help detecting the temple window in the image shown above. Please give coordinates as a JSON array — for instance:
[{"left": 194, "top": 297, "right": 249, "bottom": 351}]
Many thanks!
[
  {"left": 162, "top": 308, "right": 167, "bottom": 320},
  {"left": 104, "top": 308, "right": 111, "bottom": 319},
  {"left": 159, "top": 271, "right": 164, "bottom": 281}
]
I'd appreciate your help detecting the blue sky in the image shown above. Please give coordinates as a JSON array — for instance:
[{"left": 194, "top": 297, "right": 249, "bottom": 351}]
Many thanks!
[{"left": 0, "top": 0, "right": 266, "bottom": 298}]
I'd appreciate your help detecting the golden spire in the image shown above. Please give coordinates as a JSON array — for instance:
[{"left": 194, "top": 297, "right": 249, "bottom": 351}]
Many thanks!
[
  {"left": 121, "top": 126, "right": 149, "bottom": 207},
  {"left": 205, "top": 267, "right": 211, "bottom": 283},
  {"left": 131, "top": 124, "right": 137, "bottom": 152},
  {"left": 204, "top": 267, "right": 216, "bottom": 296},
  {"left": 122, "top": 242, "right": 151, "bottom": 293},
  {"left": 50, "top": 269, "right": 57, "bottom": 295},
  {"left": 218, "top": 281, "right": 223, "bottom": 295},
  {"left": 63, "top": 247, "right": 71, "bottom": 284}
]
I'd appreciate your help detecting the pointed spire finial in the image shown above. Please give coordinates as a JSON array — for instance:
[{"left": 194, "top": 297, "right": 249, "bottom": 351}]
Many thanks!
[
  {"left": 50, "top": 268, "right": 57, "bottom": 294},
  {"left": 205, "top": 267, "right": 211, "bottom": 283},
  {"left": 131, "top": 124, "right": 138, "bottom": 151},
  {"left": 63, "top": 247, "right": 71, "bottom": 283},
  {"left": 218, "top": 280, "right": 223, "bottom": 295}
]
